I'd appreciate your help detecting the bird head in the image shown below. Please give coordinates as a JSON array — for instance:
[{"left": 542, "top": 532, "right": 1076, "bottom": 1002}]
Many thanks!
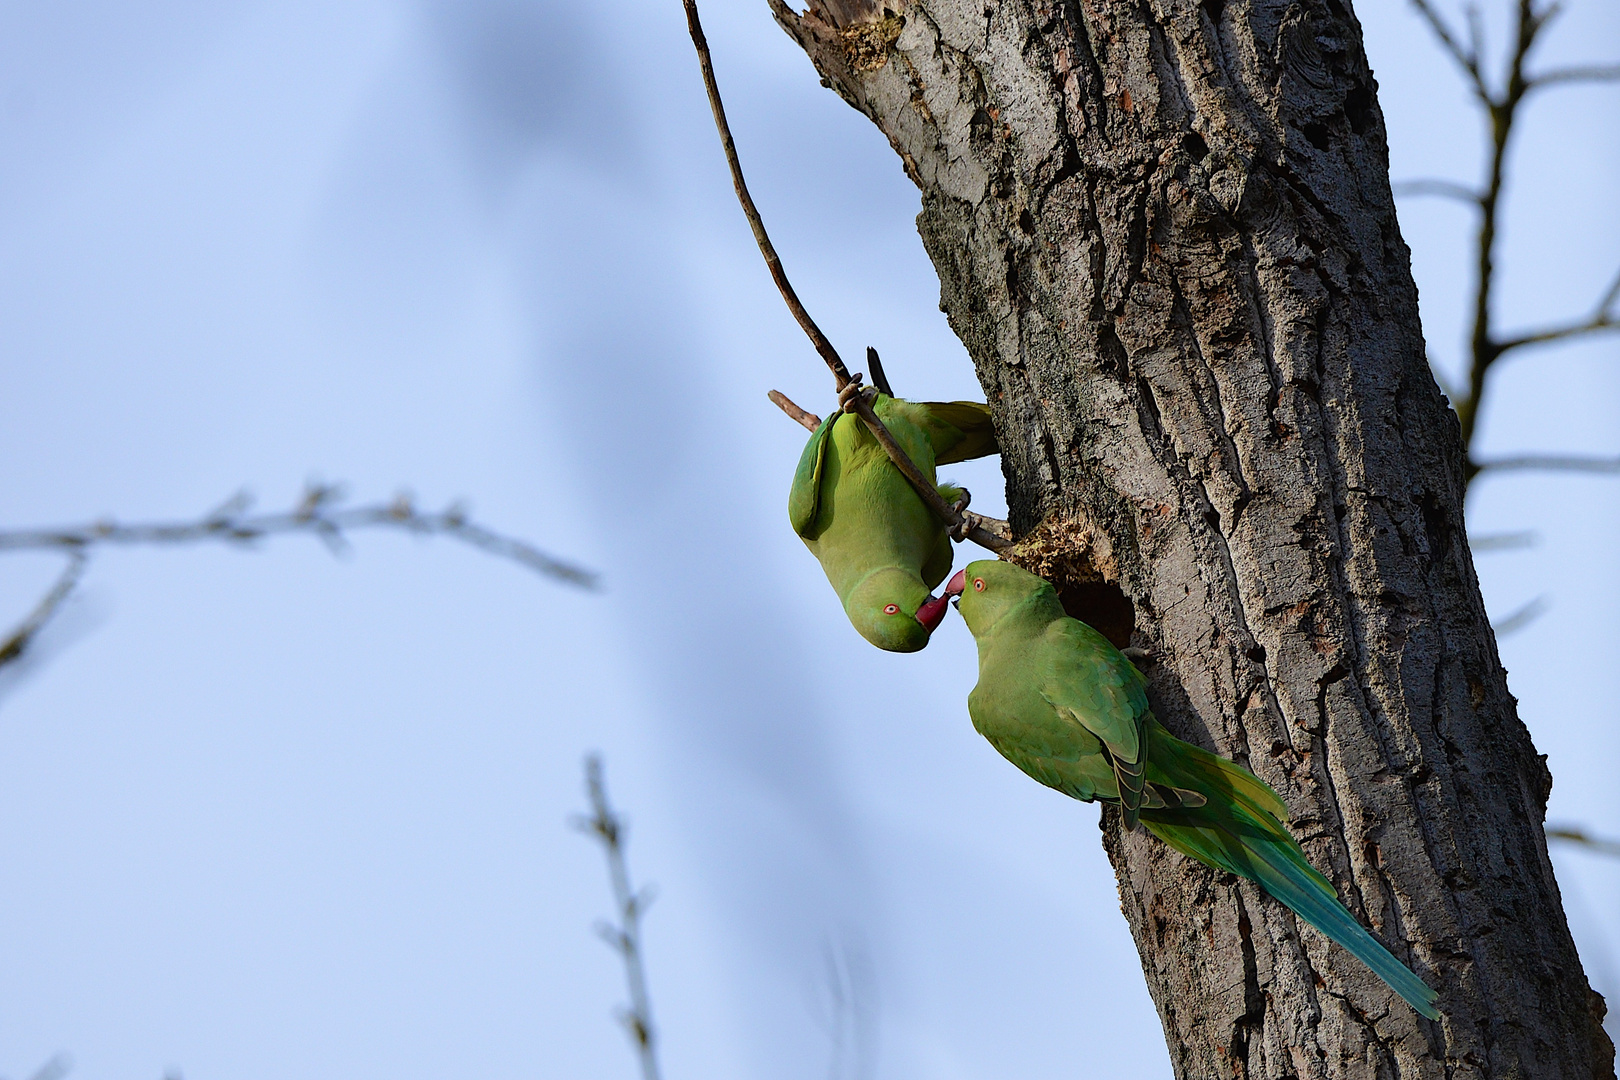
[
  {"left": 944, "top": 560, "right": 1052, "bottom": 637},
  {"left": 846, "top": 567, "right": 949, "bottom": 652}
]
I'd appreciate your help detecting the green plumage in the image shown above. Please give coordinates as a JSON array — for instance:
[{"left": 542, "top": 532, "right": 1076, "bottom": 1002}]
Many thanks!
[
  {"left": 952, "top": 559, "right": 1440, "bottom": 1020},
  {"left": 789, "top": 395, "right": 996, "bottom": 652}
]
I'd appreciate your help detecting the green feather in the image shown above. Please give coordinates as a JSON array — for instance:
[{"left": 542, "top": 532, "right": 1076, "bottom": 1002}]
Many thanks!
[
  {"left": 788, "top": 412, "right": 835, "bottom": 539},
  {"left": 786, "top": 395, "right": 997, "bottom": 652},
  {"left": 954, "top": 559, "right": 1441, "bottom": 1019},
  {"left": 914, "top": 400, "right": 998, "bottom": 464}
]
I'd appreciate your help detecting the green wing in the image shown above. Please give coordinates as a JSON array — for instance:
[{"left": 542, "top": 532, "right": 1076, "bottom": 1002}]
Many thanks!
[
  {"left": 788, "top": 413, "right": 837, "bottom": 539},
  {"left": 918, "top": 401, "right": 998, "bottom": 465},
  {"left": 1038, "top": 619, "right": 1152, "bottom": 827}
]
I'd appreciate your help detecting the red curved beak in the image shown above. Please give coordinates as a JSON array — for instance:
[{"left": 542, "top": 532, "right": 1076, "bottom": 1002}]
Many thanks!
[
  {"left": 944, "top": 569, "right": 968, "bottom": 598},
  {"left": 915, "top": 593, "right": 950, "bottom": 634}
]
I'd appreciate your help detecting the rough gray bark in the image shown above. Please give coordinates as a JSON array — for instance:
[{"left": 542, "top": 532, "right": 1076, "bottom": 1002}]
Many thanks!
[{"left": 769, "top": 0, "right": 1614, "bottom": 1076}]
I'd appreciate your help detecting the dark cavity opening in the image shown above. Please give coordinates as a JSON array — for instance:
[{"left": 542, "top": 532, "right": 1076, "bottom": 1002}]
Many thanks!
[
  {"left": 1057, "top": 580, "right": 1137, "bottom": 652},
  {"left": 1344, "top": 84, "right": 1375, "bottom": 135},
  {"left": 1183, "top": 131, "right": 1209, "bottom": 162}
]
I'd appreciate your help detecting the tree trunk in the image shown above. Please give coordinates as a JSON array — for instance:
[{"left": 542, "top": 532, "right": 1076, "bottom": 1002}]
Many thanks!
[{"left": 769, "top": 0, "right": 1614, "bottom": 1075}]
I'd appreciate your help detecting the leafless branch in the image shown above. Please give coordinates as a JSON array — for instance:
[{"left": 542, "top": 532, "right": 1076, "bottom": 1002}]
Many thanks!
[
  {"left": 0, "top": 553, "right": 87, "bottom": 670},
  {"left": 0, "top": 483, "right": 597, "bottom": 589},
  {"left": 769, "top": 390, "right": 823, "bottom": 432},
  {"left": 841, "top": 381, "right": 1016, "bottom": 552},
  {"left": 1493, "top": 266, "right": 1620, "bottom": 354},
  {"left": 1409, "top": 0, "right": 1620, "bottom": 491},
  {"left": 1473, "top": 453, "right": 1620, "bottom": 476},
  {"left": 682, "top": 0, "right": 1012, "bottom": 552},
  {"left": 1409, "top": 0, "right": 1488, "bottom": 96},
  {"left": 574, "top": 755, "right": 662, "bottom": 1080},
  {"left": 25, "top": 1054, "right": 72, "bottom": 1080},
  {"left": 1527, "top": 63, "right": 1620, "bottom": 88},
  {"left": 1468, "top": 530, "right": 1537, "bottom": 551},
  {"left": 1391, "top": 178, "right": 1485, "bottom": 205},
  {"left": 1490, "top": 594, "right": 1548, "bottom": 636},
  {"left": 1547, "top": 826, "right": 1620, "bottom": 858},
  {"left": 679, "top": 0, "right": 849, "bottom": 387}
]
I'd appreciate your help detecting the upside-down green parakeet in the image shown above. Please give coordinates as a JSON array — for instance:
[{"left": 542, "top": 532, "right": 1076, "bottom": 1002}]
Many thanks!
[
  {"left": 790, "top": 393, "right": 997, "bottom": 652},
  {"left": 946, "top": 559, "right": 1440, "bottom": 1019}
]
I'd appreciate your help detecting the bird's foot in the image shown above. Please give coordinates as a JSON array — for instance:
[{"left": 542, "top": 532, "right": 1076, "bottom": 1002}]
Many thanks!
[
  {"left": 949, "top": 491, "right": 975, "bottom": 541},
  {"left": 1121, "top": 646, "right": 1155, "bottom": 668},
  {"left": 838, "top": 376, "right": 876, "bottom": 414}
]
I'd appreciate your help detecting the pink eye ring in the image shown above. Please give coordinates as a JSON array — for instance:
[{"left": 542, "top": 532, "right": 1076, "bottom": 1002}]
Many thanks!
[
  {"left": 973, "top": 578, "right": 986, "bottom": 592},
  {"left": 883, "top": 604, "right": 900, "bottom": 615}
]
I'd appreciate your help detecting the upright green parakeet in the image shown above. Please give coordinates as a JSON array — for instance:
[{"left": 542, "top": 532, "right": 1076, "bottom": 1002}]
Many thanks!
[
  {"left": 946, "top": 559, "right": 1440, "bottom": 1019},
  {"left": 790, "top": 393, "right": 997, "bottom": 652}
]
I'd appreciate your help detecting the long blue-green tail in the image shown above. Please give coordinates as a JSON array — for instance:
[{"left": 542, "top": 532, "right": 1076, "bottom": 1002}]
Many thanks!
[{"left": 1142, "top": 725, "right": 1440, "bottom": 1019}]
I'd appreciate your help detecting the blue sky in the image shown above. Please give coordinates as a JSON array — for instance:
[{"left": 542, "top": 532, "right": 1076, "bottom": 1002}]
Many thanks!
[{"left": 0, "top": 2, "right": 1614, "bottom": 1077}]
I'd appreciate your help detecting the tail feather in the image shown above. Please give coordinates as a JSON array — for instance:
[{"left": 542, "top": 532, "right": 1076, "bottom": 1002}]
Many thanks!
[
  {"left": 1144, "top": 813, "right": 1440, "bottom": 1019},
  {"left": 1145, "top": 719, "right": 1289, "bottom": 824},
  {"left": 1143, "top": 728, "right": 1440, "bottom": 1020}
]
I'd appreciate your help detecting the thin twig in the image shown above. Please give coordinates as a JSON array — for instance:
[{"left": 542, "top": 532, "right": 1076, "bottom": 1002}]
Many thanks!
[
  {"left": 1409, "top": 0, "right": 1487, "bottom": 96},
  {"left": 845, "top": 381, "right": 1016, "bottom": 551},
  {"left": 574, "top": 756, "right": 661, "bottom": 1080},
  {"left": 680, "top": 0, "right": 850, "bottom": 387},
  {"left": 0, "top": 483, "right": 598, "bottom": 589},
  {"left": 1492, "top": 266, "right": 1620, "bottom": 354},
  {"left": 1527, "top": 63, "right": 1620, "bottom": 88},
  {"left": 683, "top": 0, "right": 1012, "bottom": 552},
  {"left": 1473, "top": 453, "right": 1620, "bottom": 476},
  {"left": 26, "top": 1054, "right": 72, "bottom": 1080},
  {"left": 1468, "top": 530, "right": 1537, "bottom": 551},
  {"left": 1547, "top": 826, "right": 1620, "bottom": 858},
  {"left": 769, "top": 390, "right": 823, "bottom": 432},
  {"left": 0, "top": 553, "right": 88, "bottom": 668},
  {"left": 1409, "top": 0, "right": 1619, "bottom": 490},
  {"left": 1390, "top": 178, "right": 1485, "bottom": 205},
  {"left": 1490, "top": 594, "right": 1548, "bottom": 636}
]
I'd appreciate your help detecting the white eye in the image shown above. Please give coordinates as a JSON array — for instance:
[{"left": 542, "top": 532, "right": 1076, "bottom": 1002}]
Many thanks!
[
  {"left": 973, "top": 578, "right": 986, "bottom": 592},
  {"left": 883, "top": 604, "right": 900, "bottom": 615}
]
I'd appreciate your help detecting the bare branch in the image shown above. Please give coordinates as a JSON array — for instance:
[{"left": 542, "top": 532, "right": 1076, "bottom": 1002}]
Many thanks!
[
  {"left": 1409, "top": 0, "right": 1489, "bottom": 97},
  {"left": 1547, "top": 825, "right": 1620, "bottom": 858},
  {"left": 768, "top": 390, "right": 822, "bottom": 432},
  {"left": 1493, "top": 266, "right": 1620, "bottom": 354},
  {"left": 1490, "top": 594, "right": 1548, "bottom": 636},
  {"left": 1391, "top": 179, "right": 1485, "bottom": 205},
  {"left": 27, "top": 1055, "right": 72, "bottom": 1080},
  {"left": 1468, "top": 530, "right": 1537, "bottom": 552},
  {"left": 1473, "top": 453, "right": 1620, "bottom": 477},
  {"left": 1527, "top": 63, "right": 1620, "bottom": 89},
  {"left": 0, "top": 553, "right": 88, "bottom": 669},
  {"left": 1431, "top": 0, "right": 1606, "bottom": 492},
  {"left": 683, "top": 0, "right": 1012, "bottom": 553},
  {"left": 1494, "top": 315, "right": 1619, "bottom": 353},
  {"left": 0, "top": 484, "right": 598, "bottom": 589},
  {"left": 840, "top": 382, "right": 1015, "bottom": 551},
  {"left": 1464, "top": 2, "right": 1487, "bottom": 73},
  {"left": 575, "top": 755, "right": 662, "bottom": 1080},
  {"left": 680, "top": 0, "right": 850, "bottom": 388}
]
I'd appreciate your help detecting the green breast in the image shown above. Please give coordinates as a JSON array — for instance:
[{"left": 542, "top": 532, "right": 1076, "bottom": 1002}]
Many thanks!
[
  {"left": 968, "top": 630, "right": 1117, "bottom": 803},
  {"left": 802, "top": 409, "right": 943, "bottom": 605}
]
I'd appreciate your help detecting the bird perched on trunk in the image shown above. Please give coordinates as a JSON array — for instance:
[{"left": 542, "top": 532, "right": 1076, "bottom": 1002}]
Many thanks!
[
  {"left": 945, "top": 559, "right": 1440, "bottom": 1019},
  {"left": 790, "top": 392, "right": 996, "bottom": 652}
]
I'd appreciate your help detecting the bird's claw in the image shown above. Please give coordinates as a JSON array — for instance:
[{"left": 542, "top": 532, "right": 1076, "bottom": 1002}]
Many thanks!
[
  {"left": 838, "top": 377, "right": 876, "bottom": 414},
  {"left": 948, "top": 491, "right": 975, "bottom": 541}
]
